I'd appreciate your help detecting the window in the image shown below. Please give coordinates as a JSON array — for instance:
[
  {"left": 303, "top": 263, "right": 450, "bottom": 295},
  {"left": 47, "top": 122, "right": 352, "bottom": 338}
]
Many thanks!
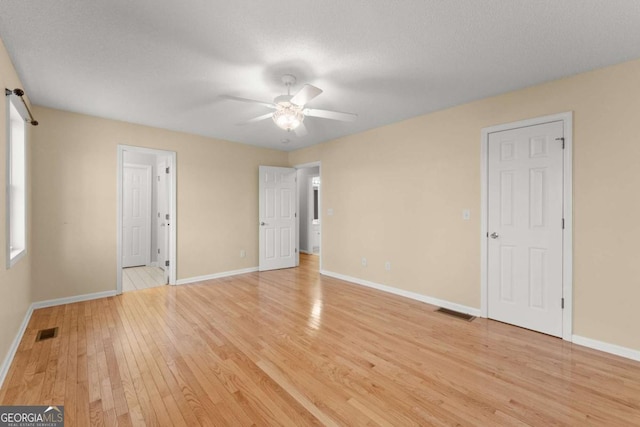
[
  {"left": 6, "top": 96, "right": 26, "bottom": 267},
  {"left": 311, "top": 176, "right": 320, "bottom": 223}
]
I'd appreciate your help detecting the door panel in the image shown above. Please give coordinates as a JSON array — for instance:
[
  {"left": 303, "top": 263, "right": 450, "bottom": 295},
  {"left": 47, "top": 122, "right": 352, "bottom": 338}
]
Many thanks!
[
  {"left": 123, "top": 164, "right": 151, "bottom": 268},
  {"left": 487, "top": 121, "right": 564, "bottom": 337},
  {"left": 259, "top": 166, "right": 297, "bottom": 271}
]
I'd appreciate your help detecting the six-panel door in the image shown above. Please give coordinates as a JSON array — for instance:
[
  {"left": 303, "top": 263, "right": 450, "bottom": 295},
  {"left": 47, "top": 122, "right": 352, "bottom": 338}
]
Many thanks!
[
  {"left": 487, "top": 121, "right": 564, "bottom": 337},
  {"left": 259, "top": 166, "right": 297, "bottom": 271}
]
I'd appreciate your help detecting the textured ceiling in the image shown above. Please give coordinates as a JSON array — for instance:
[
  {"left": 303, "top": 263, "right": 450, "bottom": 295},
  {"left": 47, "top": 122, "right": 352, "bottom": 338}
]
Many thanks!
[{"left": 1, "top": 1, "right": 640, "bottom": 151}]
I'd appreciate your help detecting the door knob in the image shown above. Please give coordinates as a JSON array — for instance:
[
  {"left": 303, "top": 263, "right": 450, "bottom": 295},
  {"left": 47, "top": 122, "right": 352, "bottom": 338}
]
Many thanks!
[
  {"left": 490, "top": 232, "right": 499, "bottom": 239},
  {"left": 260, "top": 222, "right": 268, "bottom": 226}
]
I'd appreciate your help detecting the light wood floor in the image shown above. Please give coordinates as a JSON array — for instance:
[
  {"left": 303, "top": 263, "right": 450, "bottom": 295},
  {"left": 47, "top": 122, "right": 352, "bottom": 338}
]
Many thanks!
[
  {"left": 2, "top": 254, "right": 640, "bottom": 426},
  {"left": 123, "top": 266, "right": 166, "bottom": 292}
]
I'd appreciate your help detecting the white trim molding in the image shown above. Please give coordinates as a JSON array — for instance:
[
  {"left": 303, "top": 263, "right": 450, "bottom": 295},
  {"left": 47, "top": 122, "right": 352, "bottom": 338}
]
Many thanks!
[
  {"left": 320, "top": 269, "right": 481, "bottom": 317},
  {"left": 0, "top": 304, "right": 34, "bottom": 388},
  {"left": 480, "top": 112, "right": 573, "bottom": 341},
  {"left": 176, "top": 267, "right": 259, "bottom": 285},
  {"left": 572, "top": 335, "right": 640, "bottom": 362},
  {"left": 32, "top": 290, "right": 118, "bottom": 310}
]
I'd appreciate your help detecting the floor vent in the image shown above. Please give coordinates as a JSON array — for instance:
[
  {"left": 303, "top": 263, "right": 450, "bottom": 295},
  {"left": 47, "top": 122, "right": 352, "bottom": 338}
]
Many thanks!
[
  {"left": 435, "top": 308, "right": 476, "bottom": 322},
  {"left": 35, "top": 327, "right": 59, "bottom": 342}
]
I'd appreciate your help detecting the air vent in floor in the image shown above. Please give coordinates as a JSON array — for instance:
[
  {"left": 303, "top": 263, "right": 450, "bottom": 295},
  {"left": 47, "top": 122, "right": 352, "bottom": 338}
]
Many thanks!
[
  {"left": 435, "top": 307, "right": 476, "bottom": 322},
  {"left": 35, "top": 327, "right": 59, "bottom": 342}
]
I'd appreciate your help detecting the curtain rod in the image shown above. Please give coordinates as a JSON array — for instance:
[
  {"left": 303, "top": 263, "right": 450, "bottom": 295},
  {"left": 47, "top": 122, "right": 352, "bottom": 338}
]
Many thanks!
[{"left": 5, "top": 88, "right": 38, "bottom": 126}]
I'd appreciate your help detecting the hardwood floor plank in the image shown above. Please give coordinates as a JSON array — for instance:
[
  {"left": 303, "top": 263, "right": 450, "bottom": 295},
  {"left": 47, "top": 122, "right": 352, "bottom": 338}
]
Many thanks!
[
  {"left": 257, "top": 359, "right": 339, "bottom": 427},
  {"left": 2, "top": 253, "right": 640, "bottom": 426}
]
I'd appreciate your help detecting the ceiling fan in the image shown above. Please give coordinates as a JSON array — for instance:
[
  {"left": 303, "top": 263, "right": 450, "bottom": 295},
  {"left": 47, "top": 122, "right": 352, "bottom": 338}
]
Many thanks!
[{"left": 221, "top": 74, "right": 357, "bottom": 137}]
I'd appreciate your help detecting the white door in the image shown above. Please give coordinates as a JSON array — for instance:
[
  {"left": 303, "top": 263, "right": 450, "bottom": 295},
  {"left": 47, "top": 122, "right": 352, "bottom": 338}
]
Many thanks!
[
  {"left": 487, "top": 121, "right": 564, "bottom": 337},
  {"left": 157, "top": 158, "right": 170, "bottom": 284},
  {"left": 259, "top": 166, "right": 297, "bottom": 271},
  {"left": 123, "top": 164, "right": 152, "bottom": 268}
]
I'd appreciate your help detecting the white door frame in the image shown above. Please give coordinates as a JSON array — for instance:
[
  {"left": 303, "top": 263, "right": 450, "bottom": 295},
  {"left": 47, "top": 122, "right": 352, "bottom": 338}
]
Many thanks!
[
  {"left": 156, "top": 157, "right": 171, "bottom": 283},
  {"left": 117, "top": 145, "right": 177, "bottom": 293},
  {"left": 480, "top": 112, "right": 573, "bottom": 341},
  {"left": 295, "top": 161, "right": 322, "bottom": 271}
]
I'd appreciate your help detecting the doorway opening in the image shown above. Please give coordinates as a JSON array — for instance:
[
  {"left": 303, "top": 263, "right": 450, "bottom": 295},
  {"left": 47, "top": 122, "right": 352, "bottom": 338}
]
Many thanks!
[
  {"left": 296, "top": 161, "right": 321, "bottom": 270},
  {"left": 117, "top": 145, "right": 177, "bottom": 293}
]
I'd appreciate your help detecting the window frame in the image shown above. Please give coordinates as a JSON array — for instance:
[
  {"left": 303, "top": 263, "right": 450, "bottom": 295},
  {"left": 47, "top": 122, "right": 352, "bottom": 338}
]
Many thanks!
[{"left": 6, "top": 94, "right": 27, "bottom": 268}]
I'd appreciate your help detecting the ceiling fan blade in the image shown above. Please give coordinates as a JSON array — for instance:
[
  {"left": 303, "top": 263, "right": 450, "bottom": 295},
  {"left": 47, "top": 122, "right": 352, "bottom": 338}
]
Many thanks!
[
  {"left": 237, "top": 112, "right": 274, "bottom": 125},
  {"left": 294, "top": 122, "right": 308, "bottom": 137},
  {"left": 304, "top": 108, "right": 357, "bottom": 122},
  {"left": 290, "top": 84, "right": 323, "bottom": 106},
  {"left": 220, "top": 95, "right": 276, "bottom": 109}
]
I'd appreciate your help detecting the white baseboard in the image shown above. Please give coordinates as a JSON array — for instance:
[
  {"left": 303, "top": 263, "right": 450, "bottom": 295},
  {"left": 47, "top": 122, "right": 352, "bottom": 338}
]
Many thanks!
[
  {"left": 176, "top": 267, "right": 259, "bottom": 285},
  {"left": 149, "top": 261, "right": 158, "bottom": 268},
  {"left": 572, "top": 335, "right": 640, "bottom": 362},
  {"left": 0, "top": 304, "right": 34, "bottom": 388},
  {"left": 320, "top": 269, "right": 481, "bottom": 317},
  {"left": 299, "top": 249, "right": 312, "bottom": 255},
  {"left": 32, "top": 290, "right": 118, "bottom": 310}
]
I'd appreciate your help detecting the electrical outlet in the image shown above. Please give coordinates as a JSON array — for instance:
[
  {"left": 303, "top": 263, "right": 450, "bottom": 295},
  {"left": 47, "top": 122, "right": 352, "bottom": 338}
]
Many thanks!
[
  {"left": 240, "top": 250, "right": 246, "bottom": 258},
  {"left": 385, "top": 261, "right": 391, "bottom": 271},
  {"left": 361, "top": 257, "right": 367, "bottom": 267},
  {"left": 327, "top": 208, "right": 334, "bottom": 216}
]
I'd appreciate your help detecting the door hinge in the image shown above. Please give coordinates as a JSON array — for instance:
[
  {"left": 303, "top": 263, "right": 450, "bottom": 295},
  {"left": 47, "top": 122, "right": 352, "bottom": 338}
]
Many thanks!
[
  {"left": 295, "top": 248, "right": 298, "bottom": 253},
  {"left": 165, "top": 260, "right": 170, "bottom": 267},
  {"left": 555, "top": 137, "right": 565, "bottom": 149},
  {"left": 157, "top": 249, "right": 160, "bottom": 254},
  {"left": 295, "top": 212, "right": 297, "bottom": 218},
  {"left": 561, "top": 298, "right": 565, "bottom": 309},
  {"left": 166, "top": 214, "right": 170, "bottom": 220},
  {"left": 562, "top": 218, "right": 565, "bottom": 229},
  {"left": 166, "top": 167, "right": 170, "bottom": 174}
]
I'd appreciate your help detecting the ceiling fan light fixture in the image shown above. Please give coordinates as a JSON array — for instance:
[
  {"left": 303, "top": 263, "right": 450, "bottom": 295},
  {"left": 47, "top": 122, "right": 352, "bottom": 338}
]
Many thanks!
[{"left": 272, "top": 105, "right": 304, "bottom": 131}]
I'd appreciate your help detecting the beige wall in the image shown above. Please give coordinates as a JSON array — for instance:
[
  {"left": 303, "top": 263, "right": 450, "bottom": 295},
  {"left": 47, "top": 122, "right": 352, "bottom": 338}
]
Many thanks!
[
  {"left": 289, "top": 58, "right": 640, "bottom": 351},
  {"left": 3, "top": 32, "right": 639, "bottom": 368},
  {"left": 0, "top": 39, "right": 32, "bottom": 371},
  {"left": 31, "top": 107, "right": 288, "bottom": 301}
]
